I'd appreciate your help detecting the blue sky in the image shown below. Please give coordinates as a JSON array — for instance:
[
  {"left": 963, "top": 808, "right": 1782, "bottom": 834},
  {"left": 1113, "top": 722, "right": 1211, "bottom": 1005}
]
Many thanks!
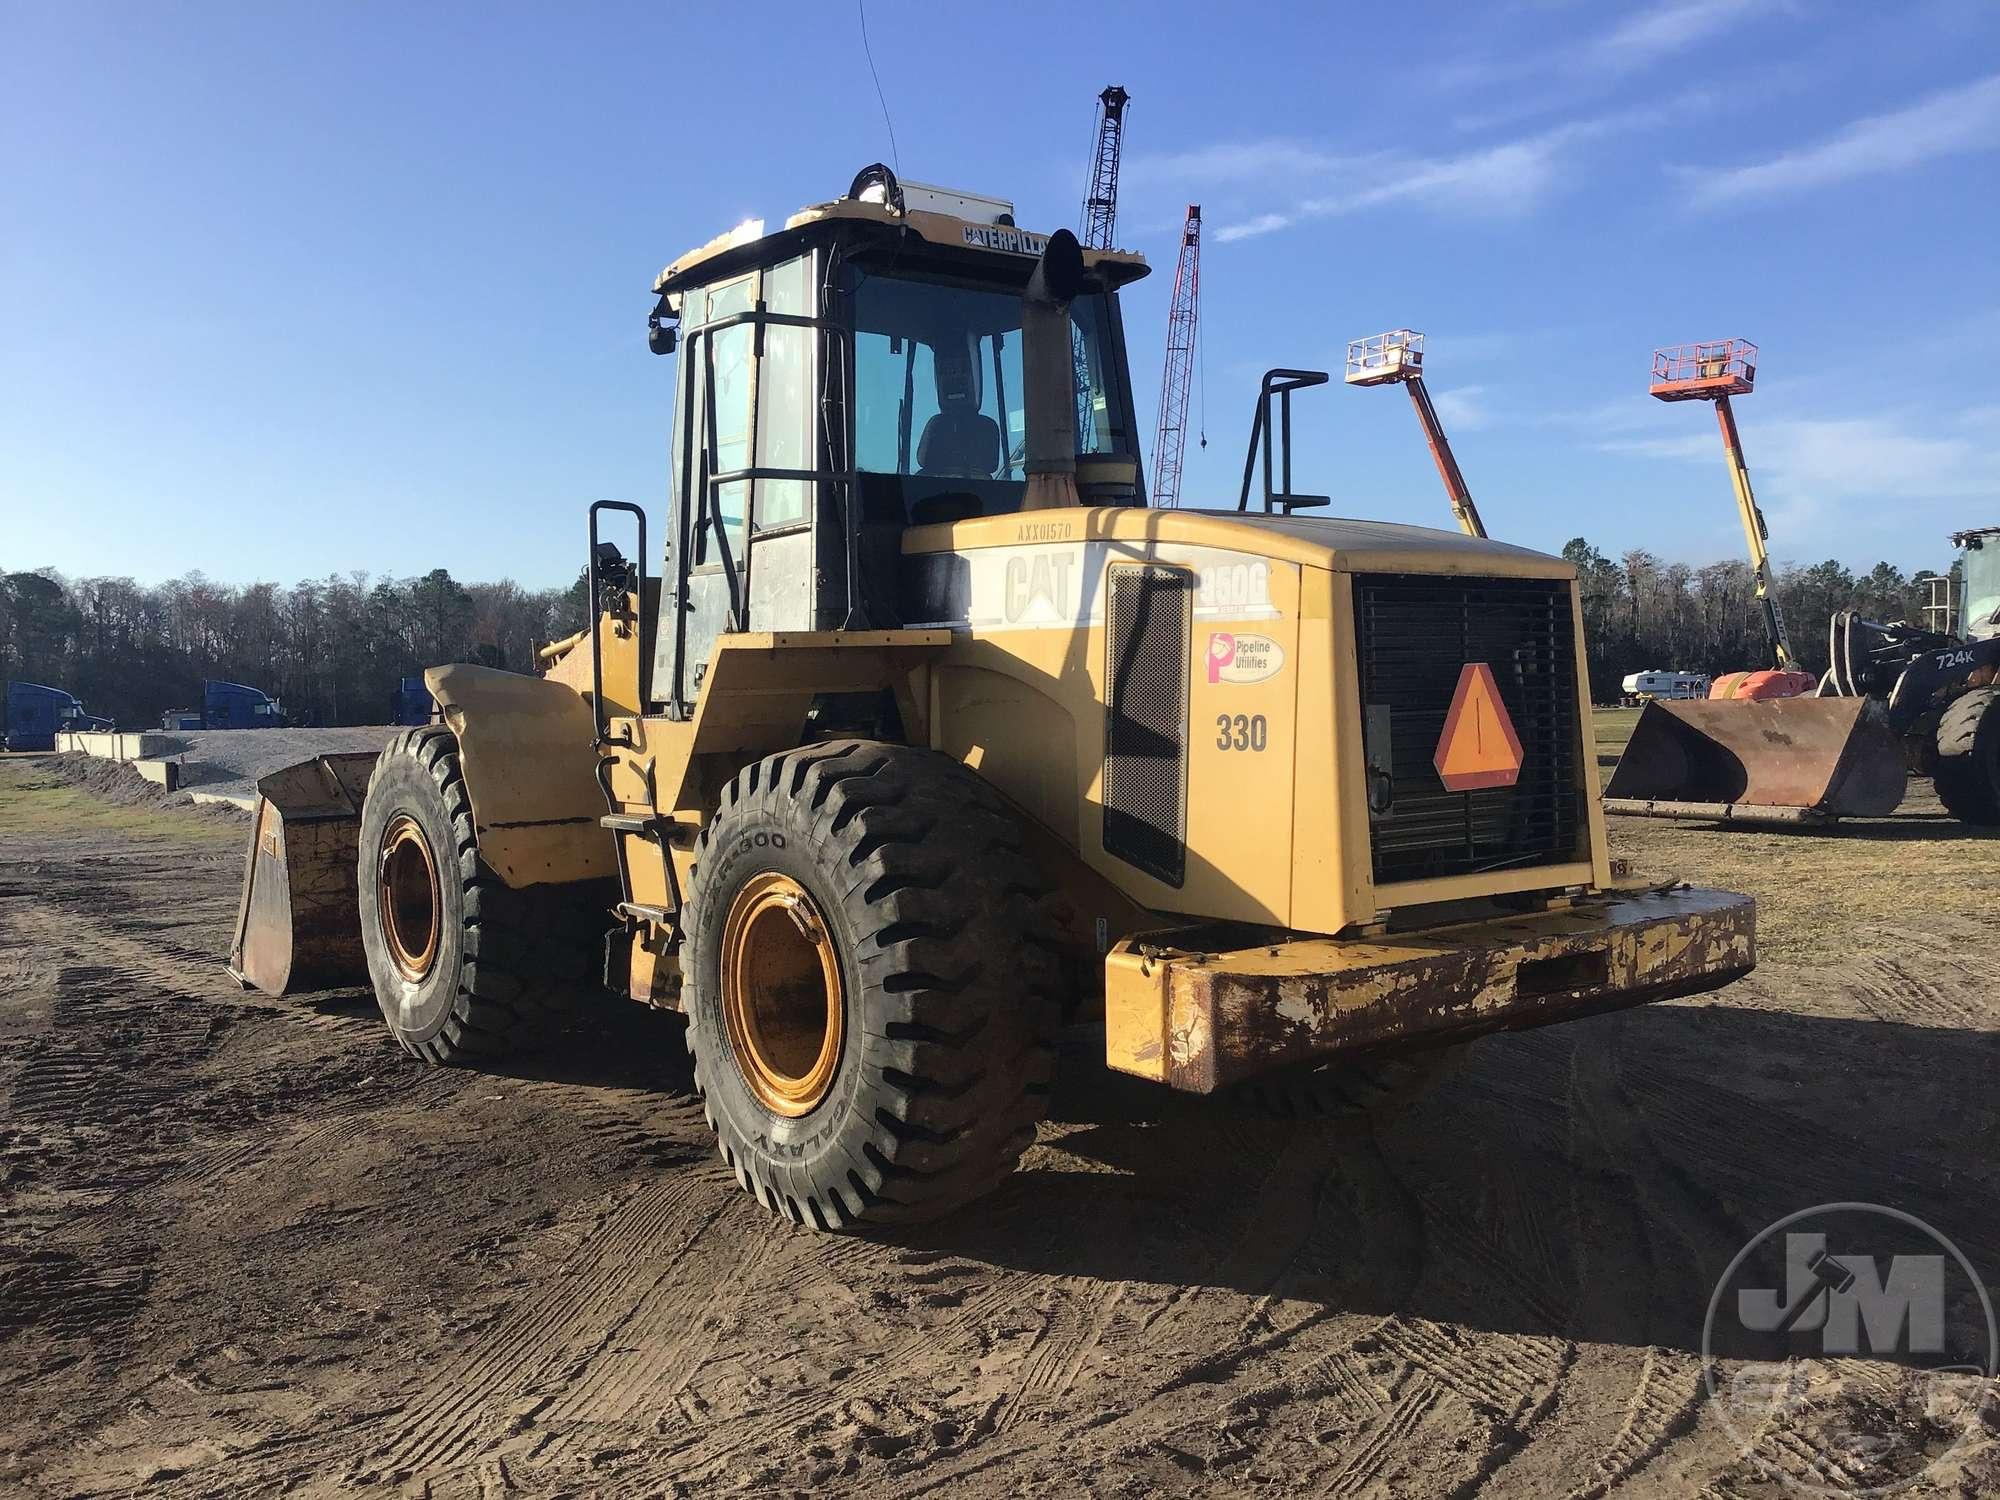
[{"left": 4, "top": 0, "right": 1997, "bottom": 588}]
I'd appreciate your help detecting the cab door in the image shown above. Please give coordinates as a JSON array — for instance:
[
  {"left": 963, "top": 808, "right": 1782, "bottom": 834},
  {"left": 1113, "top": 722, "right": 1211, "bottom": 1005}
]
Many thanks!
[{"left": 662, "top": 252, "right": 821, "bottom": 712}]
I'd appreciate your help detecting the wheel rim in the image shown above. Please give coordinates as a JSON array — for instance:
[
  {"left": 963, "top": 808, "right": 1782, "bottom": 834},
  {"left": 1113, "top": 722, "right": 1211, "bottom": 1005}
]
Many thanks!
[
  {"left": 378, "top": 813, "right": 442, "bottom": 983},
  {"left": 720, "top": 872, "right": 844, "bottom": 1117}
]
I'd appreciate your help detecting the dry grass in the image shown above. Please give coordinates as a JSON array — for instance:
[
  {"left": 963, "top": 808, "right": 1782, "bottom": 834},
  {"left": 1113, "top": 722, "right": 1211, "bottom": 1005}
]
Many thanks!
[
  {"left": 1590, "top": 706, "right": 1999, "bottom": 963},
  {"left": 0, "top": 757, "right": 243, "bottom": 845},
  {"left": 1606, "top": 782, "right": 1998, "bottom": 963}
]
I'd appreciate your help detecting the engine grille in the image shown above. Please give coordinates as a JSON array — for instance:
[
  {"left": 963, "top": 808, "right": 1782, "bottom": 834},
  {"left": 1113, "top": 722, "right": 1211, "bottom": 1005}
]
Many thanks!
[
  {"left": 1353, "top": 573, "right": 1582, "bottom": 885},
  {"left": 1104, "top": 566, "right": 1192, "bottom": 887}
]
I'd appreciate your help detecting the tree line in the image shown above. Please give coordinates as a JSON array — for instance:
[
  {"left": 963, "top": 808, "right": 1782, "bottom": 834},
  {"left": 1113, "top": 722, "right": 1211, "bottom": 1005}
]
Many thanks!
[
  {"left": 1563, "top": 539, "right": 1952, "bottom": 700},
  {"left": 1, "top": 566, "right": 587, "bottom": 728},
  {"left": 0, "top": 544, "right": 1956, "bottom": 727}
]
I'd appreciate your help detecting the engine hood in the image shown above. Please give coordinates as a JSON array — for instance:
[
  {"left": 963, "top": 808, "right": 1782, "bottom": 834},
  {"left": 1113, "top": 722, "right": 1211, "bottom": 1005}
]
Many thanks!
[{"left": 901, "top": 506, "right": 1573, "bottom": 581}]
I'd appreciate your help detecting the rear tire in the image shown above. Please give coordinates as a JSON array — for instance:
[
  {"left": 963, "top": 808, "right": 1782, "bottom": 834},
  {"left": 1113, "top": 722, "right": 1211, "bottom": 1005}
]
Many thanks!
[
  {"left": 357, "top": 727, "right": 607, "bottom": 1063},
  {"left": 1934, "top": 688, "right": 2000, "bottom": 826},
  {"left": 682, "top": 740, "right": 1063, "bottom": 1229}
]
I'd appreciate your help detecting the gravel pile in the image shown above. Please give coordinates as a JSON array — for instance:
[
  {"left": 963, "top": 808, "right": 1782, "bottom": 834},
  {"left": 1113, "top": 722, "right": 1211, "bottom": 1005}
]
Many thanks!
[{"left": 160, "top": 726, "right": 403, "bottom": 806}]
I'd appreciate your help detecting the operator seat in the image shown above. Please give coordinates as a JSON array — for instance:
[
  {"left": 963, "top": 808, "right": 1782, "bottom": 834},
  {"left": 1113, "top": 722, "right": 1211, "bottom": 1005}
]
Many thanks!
[{"left": 916, "top": 336, "right": 999, "bottom": 480}]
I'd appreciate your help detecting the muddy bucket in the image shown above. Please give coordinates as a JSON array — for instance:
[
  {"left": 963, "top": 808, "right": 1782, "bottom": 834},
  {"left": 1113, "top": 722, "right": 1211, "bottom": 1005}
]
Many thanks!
[
  {"left": 1604, "top": 696, "right": 1906, "bottom": 822},
  {"left": 228, "top": 752, "right": 380, "bottom": 995}
]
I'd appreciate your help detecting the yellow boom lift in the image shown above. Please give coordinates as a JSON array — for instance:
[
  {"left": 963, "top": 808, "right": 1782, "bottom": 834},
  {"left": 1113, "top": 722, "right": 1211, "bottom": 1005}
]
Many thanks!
[{"left": 230, "top": 167, "right": 1754, "bottom": 1228}]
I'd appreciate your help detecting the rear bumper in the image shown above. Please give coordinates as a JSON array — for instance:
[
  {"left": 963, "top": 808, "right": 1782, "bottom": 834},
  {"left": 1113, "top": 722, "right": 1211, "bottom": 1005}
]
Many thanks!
[{"left": 1104, "top": 885, "right": 1755, "bottom": 1093}]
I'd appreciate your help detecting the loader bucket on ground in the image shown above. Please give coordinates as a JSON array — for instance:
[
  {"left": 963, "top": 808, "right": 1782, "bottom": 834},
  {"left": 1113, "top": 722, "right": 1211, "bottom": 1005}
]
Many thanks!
[
  {"left": 228, "top": 752, "right": 380, "bottom": 995},
  {"left": 1605, "top": 696, "right": 1906, "bottom": 823}
]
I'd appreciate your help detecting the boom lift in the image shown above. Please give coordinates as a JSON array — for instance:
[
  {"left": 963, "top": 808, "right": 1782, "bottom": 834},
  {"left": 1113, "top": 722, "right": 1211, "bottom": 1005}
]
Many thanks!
[
  {"left": 1647, "top": 341, "right": 1813, "bottom": 701},
  {"left": 229, "top": 167, "right": 1758, "bottom": 1229},
  {"left": 1344, "top": 330, "right": 1487, "bottom": 540}
]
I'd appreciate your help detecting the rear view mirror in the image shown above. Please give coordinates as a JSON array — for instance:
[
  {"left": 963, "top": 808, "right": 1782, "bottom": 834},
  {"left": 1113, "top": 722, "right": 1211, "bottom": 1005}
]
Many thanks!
[{"left": 648, "top": 321, "right": 677, "bottom": 356}]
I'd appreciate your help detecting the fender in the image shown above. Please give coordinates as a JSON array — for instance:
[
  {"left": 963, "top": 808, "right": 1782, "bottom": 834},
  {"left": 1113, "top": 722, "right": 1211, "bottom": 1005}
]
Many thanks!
[{"left": 425, "top": 663, "right": 617, "bottom": 887}]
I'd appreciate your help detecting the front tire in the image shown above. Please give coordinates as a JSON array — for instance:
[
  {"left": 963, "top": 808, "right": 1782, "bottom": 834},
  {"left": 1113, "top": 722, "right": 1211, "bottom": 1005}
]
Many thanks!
[
  {"left": 357, "top": 727, "right": 605, "bottom": 1063},
  {"left": 683, "top": 740, "right": 1063, "bottom": 1229},
  {"left": 1934, "top": 688, "right": 2000, "bottom": 826}
]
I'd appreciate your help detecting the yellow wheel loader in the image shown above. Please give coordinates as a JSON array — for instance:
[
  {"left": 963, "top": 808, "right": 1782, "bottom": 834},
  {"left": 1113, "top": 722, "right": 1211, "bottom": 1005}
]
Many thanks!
[{"left": 230, "top": 166, "right": 1755, "bottom": 1228}]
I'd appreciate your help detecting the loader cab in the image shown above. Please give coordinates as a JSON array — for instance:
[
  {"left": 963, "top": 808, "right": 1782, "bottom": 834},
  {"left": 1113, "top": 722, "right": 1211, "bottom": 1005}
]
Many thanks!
[
  {"left": 648, "top": 171, "right": 1149, "bottom": 717},
  {"left": 1954, "top": 528, "right": 2000, "bottom": 641}
]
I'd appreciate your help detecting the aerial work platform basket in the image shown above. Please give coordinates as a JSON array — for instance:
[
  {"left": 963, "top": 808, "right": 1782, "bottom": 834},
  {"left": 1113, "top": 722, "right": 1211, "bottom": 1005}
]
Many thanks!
[
  {"left": 1345, "top": 329, "right": 1425, "bottom": 386},
  {"left": 1651, "top": 339, "right": 1757, "bottom": 401}
]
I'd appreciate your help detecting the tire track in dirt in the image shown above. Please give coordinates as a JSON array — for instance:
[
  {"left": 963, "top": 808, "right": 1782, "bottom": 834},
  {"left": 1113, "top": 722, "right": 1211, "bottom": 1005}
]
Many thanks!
[
  {"left": 123, "top": 1170, "right": 737, "bottom": 1497},
  {"left": 606, "top": 1120, "right": 1357, "bottom": 1494},
  {"left": 369, "top": 1171, "right": 738, "bottom": 1483},
  {"left": 992, "top": 1281, "right": 1125, "bottom": 1431},
  {"left": 1558, "top": 1345, "right": 1709, "bottom": 1500},
  {"left": 1320, "top": 1382, "right": 1445, "bottom": 1497},
  {"left": 1473, "top": 1019, "right": 1743, "bottom": 1500},
  {"left": 1850, "top": 953, "right": 1991, "bottom": 1030}
]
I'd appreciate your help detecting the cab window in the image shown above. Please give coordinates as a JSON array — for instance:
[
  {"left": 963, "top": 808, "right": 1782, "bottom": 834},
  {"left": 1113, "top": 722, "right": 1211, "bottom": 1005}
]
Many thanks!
[{"left": 850, "top": 270, "right": 1126, "bottom": 521}]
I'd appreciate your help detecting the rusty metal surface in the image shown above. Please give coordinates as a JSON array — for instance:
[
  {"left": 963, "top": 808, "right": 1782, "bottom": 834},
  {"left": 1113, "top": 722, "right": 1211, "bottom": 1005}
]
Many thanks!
[
  {"left": 1603, "top": 797, "right": 1835, "bottom": 824},
  {"left": 228, "top": 753, "right": 379, "bottom": 995},
  {"left": 1113, "top": 885, "right": 1755, "bottom": 1093},
  {"left": 1605, "top": 697, "right": 1906, "bottom": 817}
]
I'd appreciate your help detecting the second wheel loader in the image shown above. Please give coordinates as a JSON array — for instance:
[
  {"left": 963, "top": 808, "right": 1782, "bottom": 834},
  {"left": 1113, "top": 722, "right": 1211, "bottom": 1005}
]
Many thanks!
[
  {"left": 1606, "top": 523, "right": 2000, "bottom": 826},
  {"left": 229, "top": 167, "right": 1756, "bottom": 1229}
]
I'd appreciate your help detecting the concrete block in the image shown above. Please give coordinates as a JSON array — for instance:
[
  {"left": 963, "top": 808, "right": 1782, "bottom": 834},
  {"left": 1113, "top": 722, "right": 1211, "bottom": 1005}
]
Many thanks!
[
  {"left": 188, "top": 789, "right": 257, "bottom": 812},
  {"left": 135, "top": 759, "right": 181, "bottom": 791},
  {"left": 60, "top": 731, "right": 171, "bottom": 762}
]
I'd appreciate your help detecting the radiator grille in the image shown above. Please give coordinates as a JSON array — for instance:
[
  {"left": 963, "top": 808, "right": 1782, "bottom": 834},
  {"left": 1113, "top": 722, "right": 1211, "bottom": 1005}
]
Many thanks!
[
  {"left": 1354, "top": 573, "right": 1581, "bottom": 885},
  {"left": 1104, "top": 566, "right": 1191, "bottom": 887}
]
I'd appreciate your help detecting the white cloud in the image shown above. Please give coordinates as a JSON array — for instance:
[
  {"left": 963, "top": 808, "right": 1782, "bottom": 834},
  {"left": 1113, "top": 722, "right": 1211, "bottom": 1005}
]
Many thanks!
[
  {"left": 1440, "top": 0, "right": 1771, "bottom": 91},
  {"left": 1214, "top": 211, "right": 1294, "bottom": 244},
  {"left": 1171, "top": 116, "right": 1629, "bottom": 243},
  {"left": 1600, "top": 410, "right": 1988, "bottom": 511},
  {"left": 1579, "top": 0, "right": 1768, "bottom": 75},
  {"left": 1597, "top": 431, "right": 1720, "bottom": 464},
  {"left": 1125, "top": 141, "right": 1351, "bottom": 185},
  {"left": 1596, "top": 408, "right": 1994, "bottom": 560},
  {"left": 1430, "top": 385, "right": 1492, "bottom": 432},
  {"left": 1678, "top": 72, "right": 2000, "bottom": 205}
]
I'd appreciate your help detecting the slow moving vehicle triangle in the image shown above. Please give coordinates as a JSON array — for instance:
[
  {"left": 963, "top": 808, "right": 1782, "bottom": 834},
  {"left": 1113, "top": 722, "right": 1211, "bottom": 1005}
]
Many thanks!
[{"left": 1434, "top": 662, "right": 1524, "bottom": 791}]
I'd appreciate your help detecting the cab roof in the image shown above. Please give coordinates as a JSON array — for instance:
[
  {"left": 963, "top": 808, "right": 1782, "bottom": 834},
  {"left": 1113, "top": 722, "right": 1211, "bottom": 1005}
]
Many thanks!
[{"left": 654, "top": 191, "right": 1150, "bottom": 298}]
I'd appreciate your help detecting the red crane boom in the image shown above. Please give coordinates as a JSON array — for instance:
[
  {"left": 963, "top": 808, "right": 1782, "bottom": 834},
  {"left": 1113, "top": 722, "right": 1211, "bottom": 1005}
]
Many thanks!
[{"left": 1152, "top": 204, "right": 1201, "bottom": 509}]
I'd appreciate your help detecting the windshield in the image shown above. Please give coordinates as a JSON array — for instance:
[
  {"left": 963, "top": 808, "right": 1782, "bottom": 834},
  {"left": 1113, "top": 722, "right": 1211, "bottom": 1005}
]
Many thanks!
[
  {"left": 1963, "top": 540, "right": 2000, "bottom": 639},
  {"left": 852, "top": 271, "right": 1128, "bottom": 487}
]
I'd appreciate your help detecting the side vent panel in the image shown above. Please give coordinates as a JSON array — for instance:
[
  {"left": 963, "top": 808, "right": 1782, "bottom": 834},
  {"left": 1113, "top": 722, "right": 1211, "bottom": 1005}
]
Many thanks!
[{"left": 1104, "top": 566, "right": 1192, "bottom": 887}]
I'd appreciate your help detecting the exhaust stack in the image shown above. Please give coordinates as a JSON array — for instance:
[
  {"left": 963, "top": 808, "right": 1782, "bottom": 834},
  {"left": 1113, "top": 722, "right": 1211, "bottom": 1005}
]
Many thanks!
[{"left": 1021, "top": 228, "right": 1085, "bottom": 510}]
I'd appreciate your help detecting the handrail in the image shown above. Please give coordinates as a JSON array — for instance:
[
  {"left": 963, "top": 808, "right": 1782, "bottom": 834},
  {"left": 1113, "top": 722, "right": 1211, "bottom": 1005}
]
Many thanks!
[
  {"left": 587, "top": 500, "right": 647, "bottom": 749},
  {"left": 1236, "top": 368, "right": 1331, "bottom": 514}
]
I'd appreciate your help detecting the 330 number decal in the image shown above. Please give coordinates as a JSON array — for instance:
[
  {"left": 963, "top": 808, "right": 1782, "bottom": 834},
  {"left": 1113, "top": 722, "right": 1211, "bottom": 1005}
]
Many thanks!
[{"left": 1215, "top": 713, "right": 1268, "bottom": 752}]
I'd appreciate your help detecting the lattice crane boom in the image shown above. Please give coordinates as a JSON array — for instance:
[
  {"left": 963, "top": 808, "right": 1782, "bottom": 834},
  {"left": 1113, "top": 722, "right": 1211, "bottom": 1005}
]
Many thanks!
[
  {"left": 1152, "top": 204, "right": 1201, "bottom": 509},
  {"left": 1079, "top": 86, "right": 1130, "bottom": 251}
]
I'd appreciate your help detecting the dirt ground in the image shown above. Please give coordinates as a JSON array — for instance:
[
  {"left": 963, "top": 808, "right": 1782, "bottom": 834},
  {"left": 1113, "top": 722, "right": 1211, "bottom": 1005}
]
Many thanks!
[{"left": 1, "top": 750, "right": 1996, "bottom": 1498}]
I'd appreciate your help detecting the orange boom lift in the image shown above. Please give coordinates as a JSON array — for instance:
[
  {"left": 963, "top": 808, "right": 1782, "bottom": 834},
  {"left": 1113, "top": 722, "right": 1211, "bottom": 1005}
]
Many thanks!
[{"left": 1648, "top": 339, "right": 1814, "bottom": 701}]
